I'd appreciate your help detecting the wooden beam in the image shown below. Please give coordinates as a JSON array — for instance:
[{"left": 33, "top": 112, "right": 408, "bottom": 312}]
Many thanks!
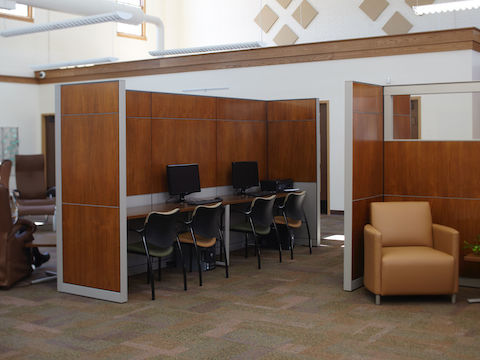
[
  {"left": 0, "top": 75, "right": 38, "bottom": 84},
  {"left": 34, "top": 27, "right": 480, "bottom": 84}
]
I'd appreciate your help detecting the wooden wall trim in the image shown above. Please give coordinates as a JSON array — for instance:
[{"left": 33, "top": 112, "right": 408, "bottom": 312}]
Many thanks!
[
  {"left": 0, "top": 75, "right": 38, "bottom": 84},
  {"left": 34, "top": 27, "right": 480, "bottom": 84}
]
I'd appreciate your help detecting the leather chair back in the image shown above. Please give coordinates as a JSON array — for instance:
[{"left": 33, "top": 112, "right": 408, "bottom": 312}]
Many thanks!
[
  {"left": 0, "top": 160, "right": 12, "bottom": 190},
  {"left": 0, "top": 184, "right": 13, "bottom": 235},
  {"left": 15, "top": 154, "right": 46, "bottom": 199},
  {"left": 370, "top": 201, "right": 433, "bottom": 247}
]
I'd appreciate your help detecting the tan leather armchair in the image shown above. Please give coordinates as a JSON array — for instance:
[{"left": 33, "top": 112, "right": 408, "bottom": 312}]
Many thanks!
[{"left": 364, "top": 201, "right": 459, "bottom": 305}]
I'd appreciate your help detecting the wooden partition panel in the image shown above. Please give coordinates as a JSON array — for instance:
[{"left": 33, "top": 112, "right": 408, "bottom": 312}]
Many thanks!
[
  {"left": 126, "top": 91, "right": 152, "bottom": 196},
  {"left": 151, "top": 93, "right": 217, "bottom": 193},
  {"left": 216, "top": 98, "right": 267, "bottom": 186},
  {"left": 393, "top": 95, "right": 411, "bottom": 139},
  {"left": 60, "top": 81, "right": 121, "bottom": 293},
  {"left": 384, "top": 141, "right": 480, "bottom": 278},
  {"left": 351, "top": 82, "right": 384, "bottom": 281},
  {"left": 267, "top": 99, "right": 316, "bottom": 181}
]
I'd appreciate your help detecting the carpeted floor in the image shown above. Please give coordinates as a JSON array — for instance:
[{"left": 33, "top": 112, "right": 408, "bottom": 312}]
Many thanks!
[{"left": 1, "top": 215, "right": 480, "bottom": 359}]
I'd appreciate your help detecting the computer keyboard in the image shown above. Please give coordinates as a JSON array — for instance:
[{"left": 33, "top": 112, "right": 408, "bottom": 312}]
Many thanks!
[
  {"left": 187, "top": 197, "right": 223, "bottom": 206},
  {"left": 246, "top": 191, "right": 276, "bottom": 197}
]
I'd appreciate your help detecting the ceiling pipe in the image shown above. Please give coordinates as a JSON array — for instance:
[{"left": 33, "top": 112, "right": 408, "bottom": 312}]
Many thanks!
[{"left": 2, "top": 0, "right": 164, "bottom": 49}]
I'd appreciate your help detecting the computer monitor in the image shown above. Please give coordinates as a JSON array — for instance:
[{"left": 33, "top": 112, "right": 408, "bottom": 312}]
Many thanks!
[
  {"left": 166, "top": 163, "right": 201, "bottom": 202},
  {"left": 232, "top": 161, "right": 259, "bottom": 194}
]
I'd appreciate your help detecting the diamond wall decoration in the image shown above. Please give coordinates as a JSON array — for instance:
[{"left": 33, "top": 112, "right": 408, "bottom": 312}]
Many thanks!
[
  {"left": 254, "top": 5, "right": 279, "bottom": 33},
  {"left": 292, "top": 0, "right": 318, "bottom": 29},
  {"left": 273, "top": 24, "right": 298, "bottom": 46},
  {"left": 382, "top": 11, "right": 413, "bottom": 35},
  {"left": 359, "top": 0, "right": 389, "bottom": 21},
  {"left": 405, "top": 0, "right": 435, "bottom": 6},
  {"left": 276, "top": 0, "right": 292, "bottom": 9}
]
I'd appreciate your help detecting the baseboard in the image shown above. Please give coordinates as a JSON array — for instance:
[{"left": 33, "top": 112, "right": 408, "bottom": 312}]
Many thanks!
[
  {"left": 330, "top": 210, "right": 344, "bottom": 215},
  {"left": 459, "top": 277, "right": 480, "bottom": 288}
]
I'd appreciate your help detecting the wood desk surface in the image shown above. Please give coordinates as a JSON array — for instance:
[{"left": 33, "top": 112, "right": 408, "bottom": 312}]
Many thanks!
[{"left": 127, "top": 193, "right": 287, "bottom": 220}]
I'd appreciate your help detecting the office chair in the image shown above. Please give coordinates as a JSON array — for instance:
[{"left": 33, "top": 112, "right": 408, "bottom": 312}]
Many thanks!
[
  {"left": 274, "top": 190, "right": 312, "bottom": 259},
  {"left": 0, "top": 159, "right": 12, "bottom": 189},
  {"left": 179, "top": 202, "right": 228, "bottom": 287},
  {"left": 13, "top": 155, "right": 55, "bottom": 220},
  {"left": 128, "top": 209, "right": 187, "bottom": 300},
  {"left": 230, "top": 195, "right": 282, "bottom": 269}
]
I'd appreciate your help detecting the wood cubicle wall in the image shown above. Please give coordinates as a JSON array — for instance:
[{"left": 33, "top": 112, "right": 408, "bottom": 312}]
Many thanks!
[
  {"left": 126, "top": 91, "right": 316, "bottom": 196},
  {"left": 349, "top": 82, "right": 384, "bottom": 283},
  {"left": 58, "top": 81, "right": 126, "bottom": 302}
]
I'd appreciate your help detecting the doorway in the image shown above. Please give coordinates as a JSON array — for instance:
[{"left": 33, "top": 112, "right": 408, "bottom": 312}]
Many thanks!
[
  {"left": 42, "top": 114, "right": 55, "bottom": 188},
  {"left": 319, "top": 101, "right": 329, "bottom": 214}
]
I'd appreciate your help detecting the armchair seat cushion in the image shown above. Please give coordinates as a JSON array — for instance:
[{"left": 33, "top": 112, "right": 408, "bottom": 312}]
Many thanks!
[
  {"left": 178, "top": 232, "right": 216, "bottom": 248},
  {"left": 17, "top": 198, "right": 55, "bottom": 216},
  {"left": 274, "top": 216, "right": 302, "bottom": 228},
  {"left": 230, "top": 222, "right": 271, "bottom": 235},
  {"left": 382, "top": 246, "right": 455, "bottom": 296},
  {"left": 127, "top": 241, "right": 173, "bottom": 258}
]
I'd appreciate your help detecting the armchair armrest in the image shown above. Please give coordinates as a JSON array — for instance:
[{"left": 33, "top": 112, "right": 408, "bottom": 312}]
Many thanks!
[
  {"left": 364, "top": 224, "right": 382, "bottom": 295},
  {"left": 432, "top": 223, "right": 459, "bottom": 292}
]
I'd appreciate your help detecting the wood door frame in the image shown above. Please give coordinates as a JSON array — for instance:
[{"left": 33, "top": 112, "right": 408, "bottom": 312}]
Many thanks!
[
  {"left": 41, "top": 113, "right": 55, "bottom": 186},
  {"left": 319, "top": 100, "right": 330, "bottom": 215},
  {"left": 411, "top": 96, "right": 422, "bottom": 139}
]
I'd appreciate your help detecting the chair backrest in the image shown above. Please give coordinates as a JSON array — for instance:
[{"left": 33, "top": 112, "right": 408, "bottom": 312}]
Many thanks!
[
  {"left": 0, "top": 184, "right": 13, "bottom": 235},
  {"left": 282, "top": 191, "right": 306, "bottom": 220},
  {"left": 370, "top": 201, "right": 433, "bottom": 247},
  {"left": 0, "top": 160, "right": 12, "bottom": 190},
  {"left": 144, "top": 208, "right": 180, "bottom": 249},
  {"left": 250, "top": 195, "right": 276, "bottom": 227},
  {"left": 15, "top": 154, "right": 46, "bottom": 199},
  {"left": 191, "top": 202, "right": 223, "bottom": 239}
]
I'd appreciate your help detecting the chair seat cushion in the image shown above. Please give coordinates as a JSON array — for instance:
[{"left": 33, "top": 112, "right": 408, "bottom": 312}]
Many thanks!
[
  {"left": 17, "top": 198, "right": 55, "bottom": 216},
  {"left": 274, "top": 216, "right": 302, "bottom": 228},
  {"left": 178, "top": 232, "right": 216, "bottom": 248},
  {"left": 127, "top": 241, "right": 173, "bottom": 258},
  {"left": 230, "top": 222, "right": 271, "bottom": 235},
  {"left": 381, "top": 246, "right": 455, "bottom": 295}
]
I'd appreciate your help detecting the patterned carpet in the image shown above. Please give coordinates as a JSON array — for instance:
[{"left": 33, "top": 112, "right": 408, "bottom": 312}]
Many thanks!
[{"left": 1, "top": 215, "right": 480, "bottom": 360}]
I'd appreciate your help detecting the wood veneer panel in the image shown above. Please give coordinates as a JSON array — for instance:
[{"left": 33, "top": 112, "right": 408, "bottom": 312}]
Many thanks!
[
  {"left": 267, "top": 99, "right": 316, "bottom": 121},
  {"left": 393, "top": 95, "right": 411, "bottom": 139},
  {"left": 151, "top": 118, "right": 217, "bottom": 193},
  {"left": 217, "top": 98, "right": 266, "bottom": 121},
  {"left": 126, "top": 118, "right": 152, "bottom": 196},
  {"left": 384, "top": 141, "right": 480, "bottom": 198},
  {"left": 36, "top": 28, "right": 480, "bottom": 84},
  {"left": 352, "top": 196, "right": 383, "bottom": 280},
  {"left": 217, "top": 120, "right": 267, "bottom": 186},
  {"left": 61, "top": 82, "right": 118, "bottom": 115},
  {"left": 151, "top": 93, "right": 216, "bottom": 119},
  {"left": 62, "top": 204, "right": 120, "bottom": 291},
  {"left": 353, "top": 83, "right": 383, "bottom": 114},
  {"left": 267, "top": 120, "right": 316, "bottom": 182},
  {"left": 352, "top": 113, "right": 384, "bottom": 200},
  {"left": 126, "top": 91, "right": 152, "bottom": 117},
  {"left": 385, "top": 196, "right": 480, "bottom": 278},
  {"left": 61, "top": 114, "right": 119, "bottom": 206},
  {"left": 0, "top": 75, "right": 38, "bottom": 84}
]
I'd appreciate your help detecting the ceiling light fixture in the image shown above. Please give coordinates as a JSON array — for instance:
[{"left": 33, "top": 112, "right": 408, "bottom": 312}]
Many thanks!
[
  {"left": 413, "top": 0, "right": 480, "bottom": 15},
  {"left": 31, "top": 57, "right": 118, "bottom": 71},
  {"left": 149, "top": 41, "right": 263, "bottom": 57}
]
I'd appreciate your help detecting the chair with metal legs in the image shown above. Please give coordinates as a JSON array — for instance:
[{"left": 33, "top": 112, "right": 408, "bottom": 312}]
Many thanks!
[
  {"left": 128, "top": 208, "right": 187, "bottom": 300},
  {"left": 179, "top": 202, "right": 228, "bottom": 287},
  {"left": 230, "top": 195, "right": 282, "bottom": 269},
  {"left": 274, "top": 190, "right": 311, "bottom": 259}
]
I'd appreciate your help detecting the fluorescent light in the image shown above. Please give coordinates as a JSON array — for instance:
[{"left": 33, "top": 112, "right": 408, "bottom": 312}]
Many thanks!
[
  {"left": 0, "top": 0, "right": 16, "bottom": 10},
  {"left": 149, "top": 41, "right": 263, "bottom": 57},
  {"left": 31, "top": 57, "right": 118, "bottom": 71},
  {"left": 413, "top": 0, "right": 480, "bottom": 15},
  {"left": 0, "top": 11, "right": 132, "bottom": 37}
]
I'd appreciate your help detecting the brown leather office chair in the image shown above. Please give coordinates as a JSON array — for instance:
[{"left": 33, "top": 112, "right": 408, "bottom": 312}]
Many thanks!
[
  {"left": 0, "top": 184, "right": 36, "bottom": 288},
  {"left": 14, "top": 154, "right": 55, "bottom": 218},
  {"left": 0, "top": 159, "right": 12, "bottom": 189},
  {"left": 364, "top": 201, "right": 459, "bottom": 305}
]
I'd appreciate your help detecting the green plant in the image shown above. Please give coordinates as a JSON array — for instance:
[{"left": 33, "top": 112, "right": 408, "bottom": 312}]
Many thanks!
[{"left": 464, "top": 234, "right": 480, "bottom": 255}]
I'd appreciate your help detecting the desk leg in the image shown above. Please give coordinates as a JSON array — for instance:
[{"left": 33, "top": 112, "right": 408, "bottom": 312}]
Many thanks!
[{"left": 224, "top": 204, "right": 230, "bottom": 265}]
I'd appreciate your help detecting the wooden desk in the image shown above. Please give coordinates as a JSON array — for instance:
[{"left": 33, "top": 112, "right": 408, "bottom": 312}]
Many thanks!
[
  {"left": 464, "top": 254, "right": 480, "bottom": 304},
  {"left": 127, "top": 193, "right": 288, "bottom": 265}
]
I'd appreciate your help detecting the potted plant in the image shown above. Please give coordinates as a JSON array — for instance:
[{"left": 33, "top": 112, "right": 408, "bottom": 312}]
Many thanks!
[{"left": 464, "top": 234, "right": 480, "bottom": 256}]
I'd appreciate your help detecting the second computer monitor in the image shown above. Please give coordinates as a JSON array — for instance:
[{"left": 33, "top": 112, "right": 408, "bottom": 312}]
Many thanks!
[
  {"left": 232, "top": 161, "right": 259, "bottom": 194},
  {"left": 167, "top": 163, "right": 201, "bottom": 202}
]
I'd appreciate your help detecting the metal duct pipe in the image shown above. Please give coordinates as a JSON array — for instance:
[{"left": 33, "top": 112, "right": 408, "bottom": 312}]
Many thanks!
[{"left": 10, "top": 0, "right": 164, "bottom": 49}]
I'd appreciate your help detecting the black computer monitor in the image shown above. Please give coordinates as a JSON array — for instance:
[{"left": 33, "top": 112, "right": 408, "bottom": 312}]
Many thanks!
[
  {"left": 166, "top": 163, "right": 201, "bottom": 202},
  {"left": 232, "top": 161, "right": 259, "bottom": 194}
]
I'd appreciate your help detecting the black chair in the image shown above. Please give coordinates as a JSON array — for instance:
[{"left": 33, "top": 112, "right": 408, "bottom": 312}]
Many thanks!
[
  {"left": 128, "top": 208, "right": 186, "bottom": 300},
  {"left": 274, "top": 191, "right": 312, "bottom": 259},
  {"left": 230, "top": 195, "right": 281, "bottom": 269},
  {"left": 179, "top": 202, "right": 228, "bottom": 286}
]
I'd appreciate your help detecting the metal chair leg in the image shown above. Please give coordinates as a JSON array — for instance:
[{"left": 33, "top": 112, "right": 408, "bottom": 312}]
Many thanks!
[
  {"left": 304, "top": 212, "right": 312, "bottom": 254},
  {"left": 289, "top": 229, "right": 294, "bottom": 260},
  {"left": 176, "top": 240, "right": 187, "bottom": 291},
  {"left": 192, "top": 242, "right": 202, "bottom": 286},
  {"left": 158, "top": 257, "right": 161, "bottom": 281},
  {"left": 244, "top": 232, "right": 249, "bottom": 258},
  {"left": 222, "top": 238, "right": 229, "bottom": 278},
  {"left": 273, "top": 223, "right": 282, "bottom": 263},
  {"left": 148, "top": 256, "right": 155, "bottom": 300}
]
